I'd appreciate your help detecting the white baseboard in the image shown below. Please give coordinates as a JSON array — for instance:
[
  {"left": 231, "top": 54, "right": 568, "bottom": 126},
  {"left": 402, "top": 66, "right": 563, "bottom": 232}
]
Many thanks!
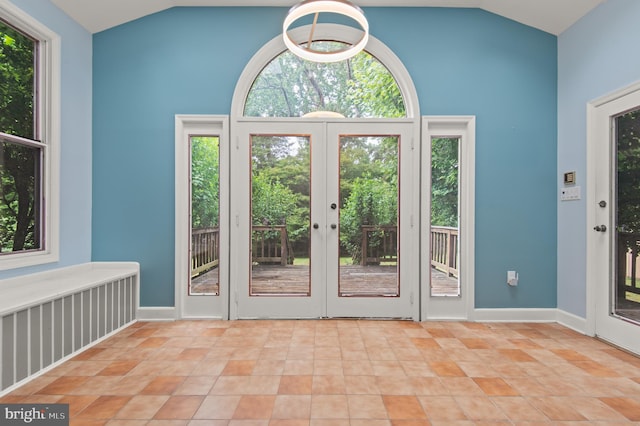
[
  {"left": 473, "top": 308, "right": 557, "bottom": 322},
  {"left": 137, "top": 306, "right": 176, "bottom": 321},
  {"left": 556, "top": 309, "right": 588, "bottom": 335}
]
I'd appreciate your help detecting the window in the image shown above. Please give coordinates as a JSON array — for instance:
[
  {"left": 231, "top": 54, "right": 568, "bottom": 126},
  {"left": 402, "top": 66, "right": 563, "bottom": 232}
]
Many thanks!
[
  {"left": 0, "top": 2, "right": 59, "bottom": 270},
  {"left": 245, "top": 42, "right": 406, "bottom": 118}
]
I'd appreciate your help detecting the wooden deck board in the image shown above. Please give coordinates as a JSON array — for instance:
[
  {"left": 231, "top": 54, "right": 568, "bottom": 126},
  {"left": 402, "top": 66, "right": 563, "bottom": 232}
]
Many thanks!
[{"left": 190, "top": 265, "right": 459, "bottom": 298}]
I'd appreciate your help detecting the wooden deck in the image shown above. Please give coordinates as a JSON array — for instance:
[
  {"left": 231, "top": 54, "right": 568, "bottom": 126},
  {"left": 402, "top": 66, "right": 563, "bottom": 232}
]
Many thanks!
[{"left": 190, "top": 265, "right": 459, "bottom": 297}]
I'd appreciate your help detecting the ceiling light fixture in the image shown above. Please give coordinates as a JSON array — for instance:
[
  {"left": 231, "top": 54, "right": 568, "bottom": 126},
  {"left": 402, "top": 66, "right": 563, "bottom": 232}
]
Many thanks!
[{"left": 283, "top": 0, "right": 369, "bottom": 63}]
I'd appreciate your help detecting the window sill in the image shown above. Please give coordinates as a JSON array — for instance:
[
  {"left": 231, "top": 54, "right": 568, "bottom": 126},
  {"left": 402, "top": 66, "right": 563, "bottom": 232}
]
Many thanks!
[{"left": 0, "top": 250, "right": 59, "bottom": 271}]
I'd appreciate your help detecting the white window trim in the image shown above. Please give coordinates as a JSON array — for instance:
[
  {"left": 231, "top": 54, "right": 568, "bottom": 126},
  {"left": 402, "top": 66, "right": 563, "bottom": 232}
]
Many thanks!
[
  {"left": 421, "top": 116, "right": 476, "bottom": 320},
  {"left": 174, "top": 115, "right": 229, "bottom": 319},
  {"left": 0, "top": 0, "right": 60, "bottom": 270}
]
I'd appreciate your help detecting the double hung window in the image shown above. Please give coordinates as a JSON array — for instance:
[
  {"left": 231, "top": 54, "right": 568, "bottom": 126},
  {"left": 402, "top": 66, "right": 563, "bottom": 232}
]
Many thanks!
[{"left": 0, "top": 3, "right": 59, "bottom": 269}]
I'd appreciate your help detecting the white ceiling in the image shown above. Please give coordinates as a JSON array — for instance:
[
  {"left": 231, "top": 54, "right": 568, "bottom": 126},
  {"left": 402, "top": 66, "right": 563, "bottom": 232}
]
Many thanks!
[{"left": 51, "top": 0, "right": 605, "bottom": 35}]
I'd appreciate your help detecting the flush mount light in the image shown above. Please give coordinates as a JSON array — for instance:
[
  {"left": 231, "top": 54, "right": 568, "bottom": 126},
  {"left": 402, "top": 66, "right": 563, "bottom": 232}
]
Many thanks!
[{"left": 283, "top": 0, "right": 369, "bottom": 63}]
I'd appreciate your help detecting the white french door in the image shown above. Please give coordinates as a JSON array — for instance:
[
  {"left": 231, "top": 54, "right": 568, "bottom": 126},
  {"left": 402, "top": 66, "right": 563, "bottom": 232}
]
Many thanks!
[
  {"left": 231, "top": 120, "right": 417, "bottom": 319},
  {"left": 588, "top": 84, "right": 640, "bottom": 355}
]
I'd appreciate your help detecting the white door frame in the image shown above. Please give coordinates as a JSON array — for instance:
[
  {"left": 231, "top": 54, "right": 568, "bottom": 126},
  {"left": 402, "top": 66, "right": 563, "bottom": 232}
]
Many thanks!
[
  {"left": 421, "top": 116, "right": 476, "bottom": 320},
  {"left": 174, "top": 115, "right": 230, "bottom": 319},
  {"left": 586, "top": 81, "right": 640, "bottom": 354}
]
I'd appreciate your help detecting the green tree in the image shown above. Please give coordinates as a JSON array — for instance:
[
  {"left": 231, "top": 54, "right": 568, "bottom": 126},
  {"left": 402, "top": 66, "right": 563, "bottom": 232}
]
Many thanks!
[
  {"left": 191, "top": 137, "right": 219, "bottom": 228},
  {"left": 431, "top": 138, "right": 459, "bottom": 227},
  {"left": 252, "top": 173, "right": 299, "bottom": 229},
  {"left": 616, "top": 110, "right": 640, "bottom": 237},
  {"left": 340, "top": 175, "right": 397, "bottom": 264},
  {"left": 0, "top": 21, "right": 38, "bottom": 252},
  {"left": 245, "top": 44, "right": 405, "bottom": 118}
]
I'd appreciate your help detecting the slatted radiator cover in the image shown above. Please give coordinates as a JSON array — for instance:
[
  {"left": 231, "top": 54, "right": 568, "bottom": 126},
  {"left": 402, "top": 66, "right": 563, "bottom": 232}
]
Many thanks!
[{"left": 0, "top": 262, "right": 139, "bottom": 393}]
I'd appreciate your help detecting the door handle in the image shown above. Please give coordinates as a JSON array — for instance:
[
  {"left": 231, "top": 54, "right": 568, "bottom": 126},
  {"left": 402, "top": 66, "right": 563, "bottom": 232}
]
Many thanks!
[
  {"left": 313, "top": 223, "right": 319, "bottom": 229},
  {"left": 330, "top": 223, "right": 337, "bottom": 229},
  {"left": 593, "top": 225, "right": 607, "bottom": 232}
]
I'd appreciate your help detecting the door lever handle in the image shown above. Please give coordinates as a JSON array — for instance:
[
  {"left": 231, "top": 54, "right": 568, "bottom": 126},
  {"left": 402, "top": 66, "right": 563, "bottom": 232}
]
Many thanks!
[
  {"left": 593, "top": 225, "right": 607, "bottom": 232},
  {"left": 330, "top": 223, "right": 337, "bottom": 229},
  {"left": 313, "top": 223, "right": 319, "bottom": 229}
]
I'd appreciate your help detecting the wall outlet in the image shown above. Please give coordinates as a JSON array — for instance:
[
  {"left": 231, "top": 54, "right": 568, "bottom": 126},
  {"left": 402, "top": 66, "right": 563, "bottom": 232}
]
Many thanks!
[{"left": 507, "top": 270, "right": 518, "bottom": 286}]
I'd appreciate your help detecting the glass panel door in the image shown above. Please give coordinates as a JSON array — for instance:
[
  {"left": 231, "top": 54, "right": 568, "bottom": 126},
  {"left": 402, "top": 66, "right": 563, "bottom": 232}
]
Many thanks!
[
  {"left": 234, "top": 122, "right": 324, "bottom": 319},
  {"left": 613, "top": 108, "right": 640, "bottom": 323},
  {"left": 591, "top": 88, "right": 640, "bottom": 355},
  {"left": 326, "top": 122, "right": 415, "bottom": 318},
  {"left": 233, "top": 121, "right": 417, "bottom": 319}
]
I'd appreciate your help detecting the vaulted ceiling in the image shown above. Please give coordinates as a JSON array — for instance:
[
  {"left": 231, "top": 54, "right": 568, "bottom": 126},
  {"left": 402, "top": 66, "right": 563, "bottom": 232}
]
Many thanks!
[{"left": 52, "top": 0, "right": 605, "bottom": 35}]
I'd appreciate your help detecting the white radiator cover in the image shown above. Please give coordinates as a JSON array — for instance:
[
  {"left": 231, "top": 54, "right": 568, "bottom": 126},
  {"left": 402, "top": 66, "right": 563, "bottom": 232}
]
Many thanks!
[{"left": 0, "top": 262, "right": 139, "bottom": 392}]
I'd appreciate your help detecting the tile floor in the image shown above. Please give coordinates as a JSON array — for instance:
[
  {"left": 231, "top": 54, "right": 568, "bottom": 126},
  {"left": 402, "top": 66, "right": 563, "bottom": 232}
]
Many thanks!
[{"left": 2, "top": 320, "right": 640, "bottom": 425}]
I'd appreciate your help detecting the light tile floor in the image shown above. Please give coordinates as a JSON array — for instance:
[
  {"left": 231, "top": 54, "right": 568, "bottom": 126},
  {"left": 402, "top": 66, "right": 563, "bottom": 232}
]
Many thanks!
[{"left": 2, "top": 320, "right": 640, "bottom": 425}]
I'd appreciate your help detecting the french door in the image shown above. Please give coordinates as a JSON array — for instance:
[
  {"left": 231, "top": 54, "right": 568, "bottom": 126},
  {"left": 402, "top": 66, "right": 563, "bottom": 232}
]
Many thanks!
[
  {"left": 589, "top": 85, "right": 640, "bottom": 355},
  {"left": 231, "top": 120, "right": 417, "bottom": 319}
]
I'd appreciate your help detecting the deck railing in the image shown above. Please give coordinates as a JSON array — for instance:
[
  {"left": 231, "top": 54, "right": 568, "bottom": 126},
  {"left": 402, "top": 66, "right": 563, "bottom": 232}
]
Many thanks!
[
  {"left": 191, "top": 227, "right": 219, "bottom": 278},
  {"left": 194, "top": 225, "right": 460, "bottom": 277},
  {"left": 252, "top": 225, "right": 294, "bottom": 265},
  {"left": 431, "top": 226, "right": 458, "bottom": 278},
  {"left": 361, "top": 225, "right": 398, "bottom": 265},
  {"left": 619, "top": 232, "right": 640, "bottom": 301}
]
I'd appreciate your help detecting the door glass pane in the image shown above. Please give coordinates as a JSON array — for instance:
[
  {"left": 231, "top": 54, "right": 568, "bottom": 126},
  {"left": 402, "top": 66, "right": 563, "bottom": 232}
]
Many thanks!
[
  {"left": 251, "top": 135, "right": 311, "bottom": 296},
  {"left": 614, "top": 109, "right": 640, "bottom": 323},
  {"left": 339, "top": 136, "right": 399, "bottom": 297},
  {"left": 430, "top": 137, "right": 460, "bottom": 297},
  {"left": 190, "top": 136, "right": 220, "bottom": 295}
]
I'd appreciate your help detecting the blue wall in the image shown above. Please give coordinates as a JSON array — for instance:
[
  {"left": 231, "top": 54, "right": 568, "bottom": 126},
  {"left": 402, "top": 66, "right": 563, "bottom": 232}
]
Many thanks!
[
  {"left": 93, "top": 7, "right": 557, "bottom": 309},
  {"left": 0, "top": 0, "right": 92, "bottom": 279},
  {"left": 558, "top": 0, "right": 640, "bottom": 318}
]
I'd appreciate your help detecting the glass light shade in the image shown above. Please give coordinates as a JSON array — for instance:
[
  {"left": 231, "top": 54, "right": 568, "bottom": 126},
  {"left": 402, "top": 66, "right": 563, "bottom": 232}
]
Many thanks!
[{"left": 283, "top": 0, "right": 369, "bottom": 63}]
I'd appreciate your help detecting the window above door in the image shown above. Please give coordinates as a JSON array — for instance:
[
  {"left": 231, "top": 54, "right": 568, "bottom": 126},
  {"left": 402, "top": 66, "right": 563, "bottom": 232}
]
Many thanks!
[{"left": 244, "top": 41, "right": 406, "bottom": 118}]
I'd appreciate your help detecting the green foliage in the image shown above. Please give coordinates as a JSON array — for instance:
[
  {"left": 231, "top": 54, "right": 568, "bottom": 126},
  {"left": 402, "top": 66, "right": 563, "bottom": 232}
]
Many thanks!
[
  {"left": 339, "top": 136, "right": 398, "bottom": 263},
  {"left": 346, "top": 53, "right": 405, "bottom": 118},
  {"left": 245, "top": 43, "right": 405, "bottom": 118},
  {"left": 431, "top": 138, "right": 459, "bottom": 227},
  {"left": 252, "top": 173, "right": 299, "bottom": 227},
  {"left": 251, "top": 136, "right": 310, "bottom": 251},
  {"left": 0, "top": 21, "right": 38, "bottom": 252},
  {"left": 616, "top": 110, "right": 640, "bottom": 241},
  {"left": 191, "top": 137, "right": 219, "bottom": 228},
  {"left": 340, "top": 175, "right": 397, "bottom": 264}
]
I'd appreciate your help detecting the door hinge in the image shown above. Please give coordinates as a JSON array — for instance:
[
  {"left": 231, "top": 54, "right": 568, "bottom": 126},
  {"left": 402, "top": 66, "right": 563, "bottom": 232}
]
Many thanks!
[
  {"left": 410, "top": 292, "right": 414, "bottom": 305},
  {"left": 235, "top": 136, "right": 240, "bottom": 150},
  {"left": 236, "top": 214, "right": 239, "bottom": 226},
  {"left": 234, "top": 291, "right": 238, "bottom": 305}
]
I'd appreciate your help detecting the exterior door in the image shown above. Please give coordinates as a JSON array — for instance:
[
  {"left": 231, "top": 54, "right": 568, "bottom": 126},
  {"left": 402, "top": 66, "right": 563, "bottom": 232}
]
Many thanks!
[
  {"left": 232, "top": 120, "right": 416, "bottom": 319},
  {"left": 589, "top": 86, "right": 640, "bottom": 355}
]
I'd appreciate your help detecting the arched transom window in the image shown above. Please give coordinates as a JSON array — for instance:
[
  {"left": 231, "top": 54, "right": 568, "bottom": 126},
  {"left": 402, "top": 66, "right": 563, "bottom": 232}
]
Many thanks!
[{"left": 244, "top": 41, "right": 406, "bottom": 118}]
